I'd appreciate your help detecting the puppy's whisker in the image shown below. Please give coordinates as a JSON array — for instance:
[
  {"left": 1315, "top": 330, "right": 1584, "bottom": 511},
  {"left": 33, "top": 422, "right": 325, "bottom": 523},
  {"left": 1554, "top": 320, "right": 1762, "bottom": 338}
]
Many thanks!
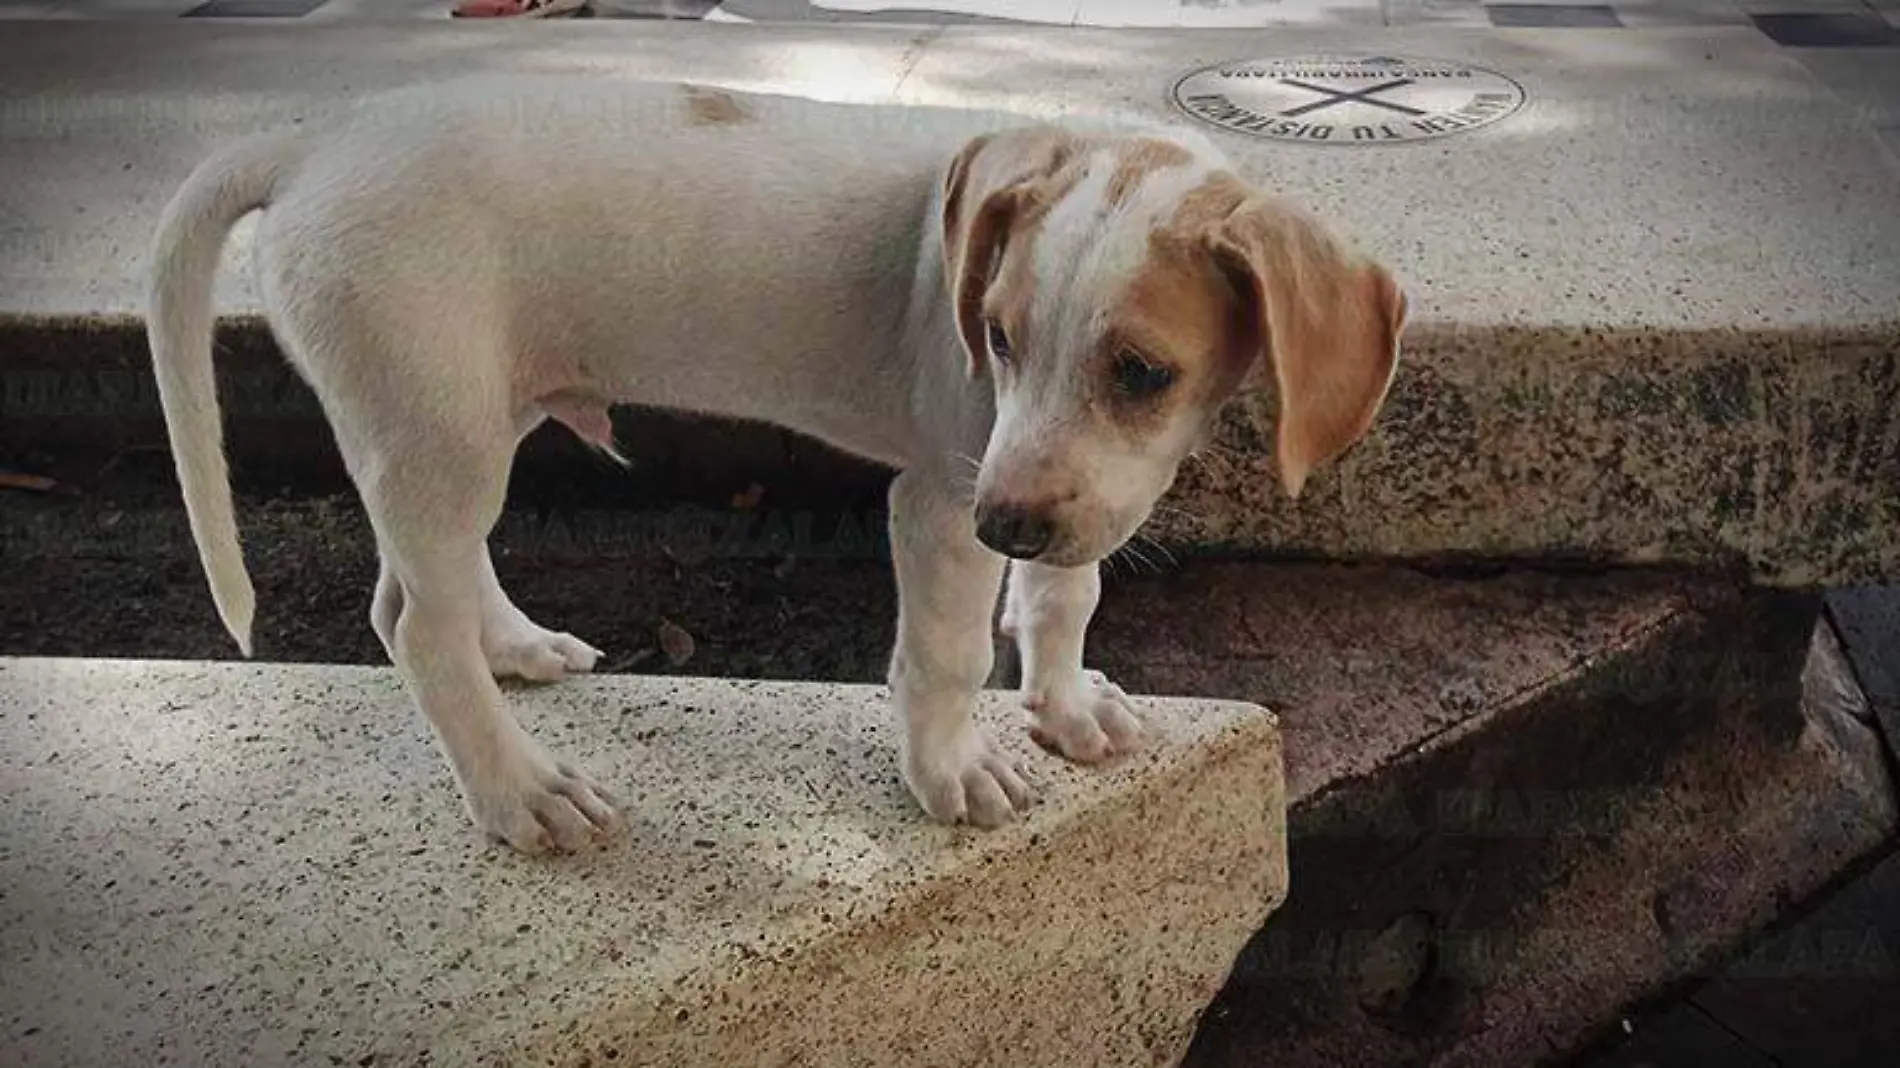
[
  {"left": 941, "top": 451, "right": 982, "bottom": 500},
  {"left": 1116, "top": 539, "right": 1155, "bottom": 576},
  {"left": 1134, "top": 533, "right": 1178, "bottom": 570},
  {"left": 1150, "top": 503, "right": 1205, "bottom": 524},
  {"left": 1188, "top": 444, "right": 1242, "bottom": 480},
  {"left": 1138, "top": 541, "right": 1166, "bottom": 574},
  {"left": 1118, "top": 545, "right": 1144, "bottom": 575}
]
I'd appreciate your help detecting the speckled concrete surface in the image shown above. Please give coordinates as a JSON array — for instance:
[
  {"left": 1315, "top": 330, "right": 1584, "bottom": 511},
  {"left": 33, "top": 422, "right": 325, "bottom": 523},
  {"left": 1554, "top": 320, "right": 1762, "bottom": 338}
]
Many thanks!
[
  {"left": 1, "top": 21, "right": 1895, "bottom": 585},
  {"left": 1150, "top": 323, "right": 1900, "bottom": 586},
  {"left": 0, "top": 659, "right": 1284, "bottom": 1067}
]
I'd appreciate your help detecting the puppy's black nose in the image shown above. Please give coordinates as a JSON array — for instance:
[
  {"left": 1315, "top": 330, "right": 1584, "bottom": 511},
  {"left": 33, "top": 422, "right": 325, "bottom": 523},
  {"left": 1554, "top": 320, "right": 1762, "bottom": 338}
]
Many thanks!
[{"left": 975, "top": 504, "right": 1055, "bottom": 559}]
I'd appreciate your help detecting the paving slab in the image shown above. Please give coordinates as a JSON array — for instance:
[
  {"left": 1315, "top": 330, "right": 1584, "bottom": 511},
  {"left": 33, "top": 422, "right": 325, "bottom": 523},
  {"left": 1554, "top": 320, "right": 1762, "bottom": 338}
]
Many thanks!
[
  {"left": 0, "top": 658, "right": 1285, "bottom": 1068},
  {"left": 1, "top": 22, "right": 1893, "bottom": 333},
  {"left": 0, "top": 20, "right": 1895, "bottom": 588}
]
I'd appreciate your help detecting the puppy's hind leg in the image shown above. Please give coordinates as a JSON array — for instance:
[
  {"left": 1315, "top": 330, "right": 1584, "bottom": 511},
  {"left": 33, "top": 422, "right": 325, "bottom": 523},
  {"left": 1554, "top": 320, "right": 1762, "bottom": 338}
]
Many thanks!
[
  {"left": 477, "top": 544, "right": 601, "bottom": 683},
  {"left": 474, "top": 412, "right": 602, "bottom": 683},
  {"left": 372, "top": 532, "right": 584, "bottom": 688},
  {"left": 362, "top": 419, "right": 621, "bottom": 854},
  {"left": 375, "top": 540, "right": 594, "bottom": 688}
]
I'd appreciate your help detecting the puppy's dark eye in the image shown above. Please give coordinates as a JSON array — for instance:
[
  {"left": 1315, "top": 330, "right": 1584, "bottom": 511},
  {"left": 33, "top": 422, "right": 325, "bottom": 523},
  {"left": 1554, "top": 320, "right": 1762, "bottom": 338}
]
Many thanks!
[
  {"left": 1112, "top": 350, "right": 1175, "bottom": 398},
  {"left": 985, "top": 318, "right": 1013, "bottom": 363}
]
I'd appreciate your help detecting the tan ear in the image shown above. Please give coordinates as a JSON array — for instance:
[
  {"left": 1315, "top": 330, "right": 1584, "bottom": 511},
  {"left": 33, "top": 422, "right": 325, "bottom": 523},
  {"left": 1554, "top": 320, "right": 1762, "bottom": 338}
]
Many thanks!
[
  {"left": 1210, "top": 195, "right": 1407, "bottom": 499},
  {"left": 940, "top": 128, "right": 1077, "bottom": 377}
]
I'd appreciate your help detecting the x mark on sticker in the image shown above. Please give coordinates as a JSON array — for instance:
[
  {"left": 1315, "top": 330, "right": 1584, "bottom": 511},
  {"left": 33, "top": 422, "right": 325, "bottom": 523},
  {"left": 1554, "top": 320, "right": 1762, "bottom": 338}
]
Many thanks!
[{"left": 1276, "top": 78, "right": 1425, "bottom": 118}]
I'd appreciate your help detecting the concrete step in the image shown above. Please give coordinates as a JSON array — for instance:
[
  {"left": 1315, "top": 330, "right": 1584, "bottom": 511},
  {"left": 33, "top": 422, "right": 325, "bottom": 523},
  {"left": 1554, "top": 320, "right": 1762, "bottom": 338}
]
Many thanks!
[
  {"left": 2, "top": 500, "right": 1894, "bottom": 1064},
  {"left": 0, "top": 660, "right": 1287, "bottom": 1067},
  {"left": 1, "top": 21, "right": 1896, "bottom": 585},
  {"left": 1182, "top": 580, "right": 1899, "bottom": 1068}
]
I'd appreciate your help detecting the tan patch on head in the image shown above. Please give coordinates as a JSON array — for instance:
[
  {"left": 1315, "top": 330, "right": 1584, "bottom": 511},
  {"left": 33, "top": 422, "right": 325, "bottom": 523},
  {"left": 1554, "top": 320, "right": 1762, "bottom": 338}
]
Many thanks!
[
  {"left": 681, "top": 85, "right": 750, "bottom": 126},
  {"left": 1104, "top": 138, "right": 1195, "bottom": 207},
  {"left": 1120, "top": 239, "right": 1250, "bottom": 381},
  {"left": 1139, "top": 171, "right": 1259, "bottom": 385}
]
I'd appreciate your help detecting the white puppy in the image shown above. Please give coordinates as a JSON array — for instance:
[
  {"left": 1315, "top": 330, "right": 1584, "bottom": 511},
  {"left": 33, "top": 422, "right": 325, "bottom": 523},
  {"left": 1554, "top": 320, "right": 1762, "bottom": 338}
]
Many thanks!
[{"left": 146, "top": 77, "right": 1406, "bottom": 854}]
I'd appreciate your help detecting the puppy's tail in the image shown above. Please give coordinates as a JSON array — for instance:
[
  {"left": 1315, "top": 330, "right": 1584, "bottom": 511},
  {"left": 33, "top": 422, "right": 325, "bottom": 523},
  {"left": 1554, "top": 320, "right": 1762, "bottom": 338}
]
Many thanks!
[{"left": 146, "top": 132, "right": 300, "bottom": 658}]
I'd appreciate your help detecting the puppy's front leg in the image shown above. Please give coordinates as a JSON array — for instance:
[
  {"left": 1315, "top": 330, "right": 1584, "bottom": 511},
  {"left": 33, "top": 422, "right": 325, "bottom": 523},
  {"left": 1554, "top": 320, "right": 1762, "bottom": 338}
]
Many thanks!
[
  {"left": 1001, "top": 561, "right": 1144, "bottom": 763},
  {"left": 887, "top": 468, "right": 1035, "bottom": 827}
]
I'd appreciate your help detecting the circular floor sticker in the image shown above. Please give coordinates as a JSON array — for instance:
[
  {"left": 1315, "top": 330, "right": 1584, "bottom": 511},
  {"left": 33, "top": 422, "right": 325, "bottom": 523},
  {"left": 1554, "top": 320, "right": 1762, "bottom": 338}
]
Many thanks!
[{"left": 1171, "top": 54, "right": 1526, "bottom": 145}]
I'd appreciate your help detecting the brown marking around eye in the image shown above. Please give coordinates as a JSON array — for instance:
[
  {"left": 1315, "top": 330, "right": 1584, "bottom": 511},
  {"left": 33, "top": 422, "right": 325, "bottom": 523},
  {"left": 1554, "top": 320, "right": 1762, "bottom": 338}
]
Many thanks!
[
  {"left": 944, "top": 128, "right": 1096, "bottom": 375},
  {"left": 1089, "top": 208, "right": 1252, "bottom": 437},
  {"left": 974, "top": 153, "right": 1089, "bottom": 362}
]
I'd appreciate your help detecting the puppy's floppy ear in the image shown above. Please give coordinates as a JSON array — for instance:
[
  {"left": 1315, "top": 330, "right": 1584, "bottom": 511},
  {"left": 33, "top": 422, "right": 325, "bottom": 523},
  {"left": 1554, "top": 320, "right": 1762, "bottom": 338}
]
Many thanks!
[
  {"left": 940, "top": 128, "right": 1076, "bottom": 378},
  {"left": 1209, "top": 194, "right": 1407, "bottom": 499}
]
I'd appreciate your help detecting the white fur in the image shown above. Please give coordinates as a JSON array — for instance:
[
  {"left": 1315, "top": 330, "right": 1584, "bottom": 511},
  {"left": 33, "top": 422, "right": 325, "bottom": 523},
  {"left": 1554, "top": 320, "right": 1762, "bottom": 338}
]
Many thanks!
[{"left": 145, "top": 76, "right": 1241, "bottom": 853}]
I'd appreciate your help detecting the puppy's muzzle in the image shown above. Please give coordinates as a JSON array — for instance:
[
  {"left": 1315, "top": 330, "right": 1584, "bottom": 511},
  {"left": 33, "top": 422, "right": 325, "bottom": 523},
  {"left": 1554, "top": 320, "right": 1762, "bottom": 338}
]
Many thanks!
[{"left": 974, "top": 502, "right": 1056, "bottom": 560}]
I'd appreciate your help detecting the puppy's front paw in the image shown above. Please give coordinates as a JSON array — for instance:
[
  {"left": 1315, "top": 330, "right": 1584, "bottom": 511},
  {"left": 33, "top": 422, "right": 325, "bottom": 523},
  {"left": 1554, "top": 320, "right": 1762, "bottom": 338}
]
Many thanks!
[
  {"left": 462, "top": 733, "right": 623, "bottom": 855},
  {"left": 902, "top": 723, "right": 1035, "bottom": 829},
  {"left": 1025, "top": 669, "right": 1145, "bottom": 764}
]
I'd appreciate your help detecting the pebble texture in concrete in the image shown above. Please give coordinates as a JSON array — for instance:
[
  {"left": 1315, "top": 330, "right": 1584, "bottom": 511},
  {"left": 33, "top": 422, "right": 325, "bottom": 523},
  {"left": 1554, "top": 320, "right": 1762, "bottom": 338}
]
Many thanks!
[
  {"left": 0, "top": 22, "right": 1894, "bottom": 585},
  {"left": 0, "top": 659, "right": 1285, "bottom": 1068}
]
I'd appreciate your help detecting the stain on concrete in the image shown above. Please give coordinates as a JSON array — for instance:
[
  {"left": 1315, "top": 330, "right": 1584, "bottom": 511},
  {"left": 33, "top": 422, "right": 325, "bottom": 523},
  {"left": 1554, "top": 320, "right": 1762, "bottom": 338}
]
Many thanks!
[{"left": 681, "top": 85, "right": 751, "bottom": 126}]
